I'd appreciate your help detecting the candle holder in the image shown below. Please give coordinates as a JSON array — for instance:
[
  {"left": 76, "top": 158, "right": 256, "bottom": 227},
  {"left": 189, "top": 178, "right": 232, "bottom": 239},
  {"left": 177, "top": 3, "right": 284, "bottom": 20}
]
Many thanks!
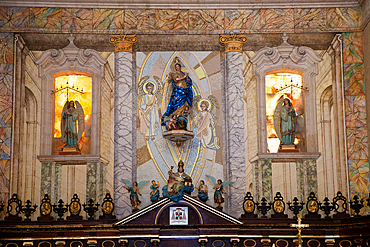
[
  {"left": 53, "top": 199, "right": 68, "bottom": 221},
  {"left": 350, "top": 195, "right": 364, "bottom": 217},
  {"left": 83, "top": 199, "right": 100, "bottom": 220},
  {"left": 319, "top": 197, "right": 334, "bottom": 219},
  {"left": 21, "top": 200, "right": 38, "bottom": 221},
  {"left": 287, "top": 197, "right": 304, "bottom": 219},
  {"left": 256, "top": 197, "right": 271, "bottom": 218}
]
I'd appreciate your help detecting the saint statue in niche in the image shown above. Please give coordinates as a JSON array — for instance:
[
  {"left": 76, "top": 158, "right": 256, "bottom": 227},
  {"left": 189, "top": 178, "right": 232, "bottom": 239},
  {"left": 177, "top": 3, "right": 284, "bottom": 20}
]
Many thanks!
[
  {"left": 138, "top": 77, "right": 162, "bottom": 140},
  {"left": 161, "top": 57, "right": 194, "bottom": 131},
  {"left": 193, "top": 96, "right": 220, "bottom": 150},
  {"left": 61, "top": 100, "right": 84, "bottom": 151},
  {"left": 274, "top": 97, "right": 297, "bottom": 150}
]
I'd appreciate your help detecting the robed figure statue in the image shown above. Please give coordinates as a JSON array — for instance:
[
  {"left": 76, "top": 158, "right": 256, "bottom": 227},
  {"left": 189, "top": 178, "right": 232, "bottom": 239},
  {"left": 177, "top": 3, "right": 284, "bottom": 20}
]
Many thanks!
[
  {"left": 274, "top": 97, "right": 297, "bottom": 149},
  {"left": 162, "top": 160, "right": 194, "bottom": 201},
  {"left": 162, "top": 58, "right": 194, "bottom": 130},
  {"left": 61, "top": 100, "right": 85, "bottom": 150}
]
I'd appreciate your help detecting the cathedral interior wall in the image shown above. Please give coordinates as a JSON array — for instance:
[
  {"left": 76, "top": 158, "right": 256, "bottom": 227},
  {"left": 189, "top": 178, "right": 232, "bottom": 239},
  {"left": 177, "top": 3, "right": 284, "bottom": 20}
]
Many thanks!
[{"left": 0, "top": 3, "right": 368, "bottom": 219}]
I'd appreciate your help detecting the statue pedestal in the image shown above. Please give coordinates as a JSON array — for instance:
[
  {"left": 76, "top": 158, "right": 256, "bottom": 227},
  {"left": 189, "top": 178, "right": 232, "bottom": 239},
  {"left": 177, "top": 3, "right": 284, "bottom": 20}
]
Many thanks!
[
  {"left": 162, "top": 130, "right": 194, "bottom": 145},
  {"left": 278, "top": 144, "right": 299, "bottom": 153},
  {"left": 59, "top": 146, "right": 81, "bottom": 155}
]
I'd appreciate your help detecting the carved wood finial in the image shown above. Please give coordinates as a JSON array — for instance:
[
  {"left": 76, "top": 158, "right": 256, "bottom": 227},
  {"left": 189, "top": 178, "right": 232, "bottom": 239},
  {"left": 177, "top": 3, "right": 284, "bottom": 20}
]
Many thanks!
[{"left": 109, "top": 34, "right": 138, "bottom": 53}]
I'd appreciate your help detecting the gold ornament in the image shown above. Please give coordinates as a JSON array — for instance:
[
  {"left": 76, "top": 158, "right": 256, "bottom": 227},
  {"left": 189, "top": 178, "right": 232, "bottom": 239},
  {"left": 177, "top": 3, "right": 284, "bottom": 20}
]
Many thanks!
[
  {"left": 109, "top": 34, "right": 138, "bottom": 53},
  {"left": 220, "top": 34, "right": 247, "bottom": 53}
]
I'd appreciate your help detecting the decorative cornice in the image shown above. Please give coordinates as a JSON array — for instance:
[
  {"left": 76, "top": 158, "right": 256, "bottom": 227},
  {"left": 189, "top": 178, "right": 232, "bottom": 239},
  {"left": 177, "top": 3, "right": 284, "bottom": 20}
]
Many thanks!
[
  {"left": 35, "top": 35, "right": 107, "bottom": 77},
  {"left": 250, "top": 34, "right": 322, "bottom": 76},
  {"left": 220, "top": 34, "right": 247, "bottom": 53},
  {"left": 109, "top": 35, "right": 137, "bottom": 53}
]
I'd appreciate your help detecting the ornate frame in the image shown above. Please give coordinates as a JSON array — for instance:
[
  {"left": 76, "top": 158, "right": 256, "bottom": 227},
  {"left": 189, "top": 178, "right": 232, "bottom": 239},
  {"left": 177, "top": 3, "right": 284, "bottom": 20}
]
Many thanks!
[
  {"left": 35, "top": 35, "right": 107, "bottom": 156},
  {"left": 250, "top": 34, "right": 322, "bottom": 154}
]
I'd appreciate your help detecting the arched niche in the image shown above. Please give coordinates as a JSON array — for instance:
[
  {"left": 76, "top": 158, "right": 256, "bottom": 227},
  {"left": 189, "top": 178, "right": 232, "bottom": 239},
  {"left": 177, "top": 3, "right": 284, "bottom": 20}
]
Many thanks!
[
  {"left": 52, "top": 71, "right": 92, "bottom": 154},
  {"left": 35, "top": 35, "right": 107, "bottom": 156},
  {"left": 250, "top": 34, "right": 322, "bottom": 155}
]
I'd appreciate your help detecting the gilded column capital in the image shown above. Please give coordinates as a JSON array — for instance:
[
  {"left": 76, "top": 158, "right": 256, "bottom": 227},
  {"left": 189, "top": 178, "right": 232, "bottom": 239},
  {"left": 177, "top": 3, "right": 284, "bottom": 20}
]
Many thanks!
[
  {"left": 220, "top": 34, "right": 247, "bottom": 53},
  {"left": 109, "top": 34, "right": 138, "bottom": 53}
]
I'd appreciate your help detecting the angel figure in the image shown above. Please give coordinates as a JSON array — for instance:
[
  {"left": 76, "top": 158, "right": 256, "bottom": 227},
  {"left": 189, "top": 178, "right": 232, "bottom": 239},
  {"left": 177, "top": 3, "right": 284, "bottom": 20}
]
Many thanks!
[
  {"left": 61, "top": 100, "right": 84, "bottom": 148},
  {"left": 206, "top": 175, "right": 234, "bottom": 209},
  {"left": 138, "top": 76, "right": 162, "bottom": 141},
  {"left": 193, "top": 96, "right": 220, "bottom": 150},
  {"left": 121, "top": 179, "right": 149, "bottom": 211},
  {"left": 273, "top": 97, "right": 297, "bottom": 146},
  {"left": 161, "top": 57, "right": 194, "bottom": 129},
  {"left": 150, "top": 180, "right": 160, "bottom": 202},
  {"left": 195, "top": 180, "right": 208, "bottom": 202}
]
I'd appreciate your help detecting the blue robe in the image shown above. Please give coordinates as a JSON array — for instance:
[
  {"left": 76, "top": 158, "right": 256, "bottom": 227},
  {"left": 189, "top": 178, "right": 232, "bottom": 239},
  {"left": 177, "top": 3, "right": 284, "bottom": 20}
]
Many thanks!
[
  {"left": 150, "top": 184, "right": 159, "bottom": 201},
  {"left": 161, "top": 71, "right": 193, "bottom": 126},
  {"left": 62, "top": 108, "right": 78, "bottom": 146},
  {"left": 197, "top": 185, "right": 208, "bottom": 201},
  {"left": 281, "top": 106, "right": 296, "bottom": 145}
]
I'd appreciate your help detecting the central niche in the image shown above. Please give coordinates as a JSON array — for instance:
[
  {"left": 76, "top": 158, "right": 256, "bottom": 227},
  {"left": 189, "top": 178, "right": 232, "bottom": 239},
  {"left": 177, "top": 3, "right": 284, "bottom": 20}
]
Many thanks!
[
  {"left": 135, "top": 51, "right": 224, "bottom": 208},
  {"left": 265, "top": 70, "right": 305, "bottom": 153}
]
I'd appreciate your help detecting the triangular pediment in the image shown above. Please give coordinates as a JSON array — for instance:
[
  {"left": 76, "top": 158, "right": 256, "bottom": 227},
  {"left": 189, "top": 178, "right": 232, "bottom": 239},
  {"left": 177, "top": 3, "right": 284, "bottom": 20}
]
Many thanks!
[{"left": 114, "top": 195, "right": 242, "bottom": 226}]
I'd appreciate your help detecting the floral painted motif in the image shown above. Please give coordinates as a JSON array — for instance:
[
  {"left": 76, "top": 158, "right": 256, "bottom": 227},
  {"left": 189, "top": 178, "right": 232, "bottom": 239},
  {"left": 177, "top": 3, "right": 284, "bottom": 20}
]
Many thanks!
[
  {"left": 260, "top": 9, "right": 294, "bottom": 32},
  {"left": 93, "top": 9, "right": 124, "bottom": 30},
  {"left": 0, "top": 7, "right": 29, "bottom": 29},
  {"left": 224, "top": 9, "right": 260, "bottom": 30},
  {"left": 30, "top": 7, "right": 62, "bottom": 29},
  {"left": 62, "top": 8, "right": 93, "bottom": 32},
  {"left": 294, "top": 8, "right": 326, "bottom": 30},
  {"left": 343, "top": 32, "right": 363, "bottom": 64},
  {"left": 344, "top": 63, "right": 364, "bottom": 95},
  {"left": 349, "top": 160, "right": 369, "bottom": 195},
  {"left": 347, "top": 128, "right": 368, "bottom": 160},
  {"left": 345, "top": 96, "right": 367, "bottom": 129},
  {"left": 189, "top": 10, "right": 224, "bottom": 30},
  {"left": 327, "top": 7, "right": 361, "bottom": 29}
]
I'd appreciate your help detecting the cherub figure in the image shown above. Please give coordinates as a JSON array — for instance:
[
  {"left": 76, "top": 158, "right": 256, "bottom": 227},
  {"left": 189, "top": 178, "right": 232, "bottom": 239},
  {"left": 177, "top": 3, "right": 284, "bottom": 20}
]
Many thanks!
[
  {"left": 150, "top": 180, "right": 160, "bottom": 202},
  {"left": 121, "top": 179, "right": 149, "bottom": 211},
  {"left": 168, "top": 114, "right": 179, "bottom": 130},
  {"left": 206, "top": 175, "right": 234, "bottom": 210},
  {"left": 195, "top": 180, "right": 208, "bottom": 202}
]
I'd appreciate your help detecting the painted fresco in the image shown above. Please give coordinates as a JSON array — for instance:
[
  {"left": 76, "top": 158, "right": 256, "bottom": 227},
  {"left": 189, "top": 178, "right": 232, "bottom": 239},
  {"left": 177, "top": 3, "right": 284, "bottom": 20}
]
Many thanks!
[
  {"left": 61, "top": 8, "right": 93, "bottom": 32},
  {"left": 343, "top": 32, "right": 369, "bottom": 199},
  {"left": 135, "top": 51, "right": 223, "bottom": 208},
  {"left": 0, "top": 7, "right": 363, "bottom": 34},
  {"left": 0, "top": 33, "right": 12, "bottom": 206}
]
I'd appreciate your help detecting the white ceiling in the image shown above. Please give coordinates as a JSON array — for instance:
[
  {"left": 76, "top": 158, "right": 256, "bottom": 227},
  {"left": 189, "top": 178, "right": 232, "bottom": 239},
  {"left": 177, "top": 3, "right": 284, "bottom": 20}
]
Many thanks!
[{"left": 6, "top": 0, "right": 361, "bottom": 9}]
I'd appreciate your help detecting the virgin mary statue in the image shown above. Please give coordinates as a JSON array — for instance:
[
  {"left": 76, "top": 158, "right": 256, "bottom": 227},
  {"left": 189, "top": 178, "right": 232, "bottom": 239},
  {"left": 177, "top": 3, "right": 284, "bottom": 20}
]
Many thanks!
[{"left": 161, "top": 58, "right": 193, "bottom": 128}]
